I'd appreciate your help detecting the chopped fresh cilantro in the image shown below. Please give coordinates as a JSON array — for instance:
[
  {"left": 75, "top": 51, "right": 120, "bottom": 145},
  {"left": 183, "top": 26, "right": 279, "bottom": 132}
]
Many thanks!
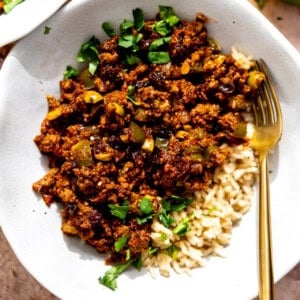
[
  {"left": 120, "top": 19, "right": 134, "bottom": 34},
  {"left": 152, "top": 5, "right": 180, "bottom": 36},
  {"left": 163, "top": 194, "right": 193, "bottom": 212},
  {"left": 137, "top": 196, "right": 154, "bottom": 224},
  {"left": 158, "top": 208, "right": 174, "bottom": 228},
  {"left": 114, "top": 236, "right": 128, "bottom": 252},
  {"left": 153, "top": 20, "right": 170, "bottom": 36},
  {"left": 160, "top": 232, "right": 167, "bottom": 241},
  {"left": 118, "top": 33, "right": 142, "bottom": 52},
  {"left": 108, "top": 200, "right": 130, "bottom": 221},
  {"left": 133, "top": 8, "right": 145, "bottom": 31},
  {"left": 132, "top": 256, "right": 143, "bottom": 270},
  {"left": 167, "top": 244, "right": 180, "bottom": 259},
  {"left": 148, "top": 51, "right": 170, "bottom": 64},
  {"left": 173, "top": 218, "right": 189, "bottom": 236},
  {"left": 137, "top": 214, "right": 153, "bottom": 225},
  {"left": 63, "top": 65, "right": 79, "bottom": 79},
  {"left": 158, "top": 195, "right": 193, "bottom": 228},
  {"left": 118, "top": 34, "right": 135, "bottom": 49},
  {"left": 44, "top": 26, "right": 51, "bottom": 35},
  {"left": 3, "top": 0, "right": 25, "bottom": 14},
  {"left": 148, "top": 246, "right": 158, "bottom": 255},
  {"left": 159, "top": 5, "right": 180, "bottom": 27},
  {"left": 77, "top": 36, "right": 100, "bottom": 75},
  {"left": 149, "top": 37, "right": 171, "bottom": 51},
  {"left": 139, "top": 196, "right": 153, "bottom": 215},
  {"left": 125, "top": 54, "right": 141, "bottom": 66},
  {"left": 127, "top": 85, "right": 141, "bottom": 105},
  {"left": 102, "top": 22, "right": 116, "bottom": 37},
  {"left": 99, "top": 259, "right": 133, "bottom": 290}
]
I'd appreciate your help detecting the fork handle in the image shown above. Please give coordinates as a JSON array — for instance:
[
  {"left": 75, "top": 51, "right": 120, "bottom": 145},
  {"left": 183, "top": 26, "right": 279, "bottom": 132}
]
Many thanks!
[{"left": 258, "top": 153, "right": 274, "bottom": 300}]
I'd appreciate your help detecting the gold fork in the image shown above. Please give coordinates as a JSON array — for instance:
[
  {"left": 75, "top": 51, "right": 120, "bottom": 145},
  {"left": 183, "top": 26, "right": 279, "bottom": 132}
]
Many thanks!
[{"left": 251, "top": 59, "right": 283, "bottom": 300}]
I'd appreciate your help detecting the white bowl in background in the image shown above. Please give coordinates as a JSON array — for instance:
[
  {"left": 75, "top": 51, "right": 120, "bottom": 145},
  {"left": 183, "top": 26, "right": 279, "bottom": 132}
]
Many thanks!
[{"left": 0, "top": 0, "right": 68, "bottom": 47}]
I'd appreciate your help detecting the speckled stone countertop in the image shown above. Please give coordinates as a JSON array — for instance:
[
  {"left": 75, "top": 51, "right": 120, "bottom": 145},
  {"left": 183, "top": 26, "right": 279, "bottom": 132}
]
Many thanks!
[{"left": 0, "top": 1, "right": 299, "bottom": 299}]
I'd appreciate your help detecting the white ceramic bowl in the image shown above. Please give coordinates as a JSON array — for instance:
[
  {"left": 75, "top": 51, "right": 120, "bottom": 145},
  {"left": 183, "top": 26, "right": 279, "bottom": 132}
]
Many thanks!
[
  {"left": 0, "top": 0, "right": 68, "bottom": 47},
  {"left": 0, "top": 0, "right": 300, "bottom": 299}
]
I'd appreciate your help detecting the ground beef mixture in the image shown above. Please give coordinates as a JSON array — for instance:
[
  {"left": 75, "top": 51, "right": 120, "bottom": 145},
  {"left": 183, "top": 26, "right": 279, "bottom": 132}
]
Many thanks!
[{"left": 32, "top": 8, "right": 263, "bottom": 265}]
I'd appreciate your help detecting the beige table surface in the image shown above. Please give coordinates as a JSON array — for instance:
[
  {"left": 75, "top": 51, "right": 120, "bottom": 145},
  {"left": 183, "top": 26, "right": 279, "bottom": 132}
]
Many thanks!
[{"left": 0, "top": 1, "right": 299, "bottom": 299}]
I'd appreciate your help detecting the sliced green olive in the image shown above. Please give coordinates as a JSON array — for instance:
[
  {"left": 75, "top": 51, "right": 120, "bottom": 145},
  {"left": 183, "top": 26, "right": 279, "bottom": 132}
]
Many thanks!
[
  {"left": 79, "top": 68, "right": 95, "bottom": 89},
  {"left": 247, "top": 70, "right": 265, "bottom": 90},
  {"left": 204, "top": 145, "right": 217, "bottom": 160},
  {"left": 184, "top": 145, "right": 201, "bottom": 154},
  {"left": 129, "top": 122, "right": 145, "bottom": 144},
  {"left": 72, "top": 140, "right": 93, "bottom": 166},
  {"left": 46, "top": 107, "right": 62, "bottom": 120},
  {"left": 107, "top": 102, "right": 125, "bottom": 116},
  {"left": 142, "top": 136, "right": 155, "bottom": 153},
  {"left": 155, "top": 137, "right": 169, "bottom": 150},
  {"left": 233, "top": 122, "right": 247, "bottom": 138},
  {"left": 175, "top": 130, "right": 190, "bottom": 139},
  {"left": 83, "top": 90, "right": 103, "bottom": 104}
]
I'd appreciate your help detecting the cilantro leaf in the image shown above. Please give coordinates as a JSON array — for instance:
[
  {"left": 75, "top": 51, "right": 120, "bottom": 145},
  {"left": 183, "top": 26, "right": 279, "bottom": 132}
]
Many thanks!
[
  {"left": 137, "top": 196, "right": 154, "bottom": 224},
  {"left": 102, "top": 22, "right": 116, "bottom": 37},
  {"left": 153, "top": 20, "right": 170, "bottom": 36},
  {"left": 158, "top": 208, "right": 174, "bottom": 227},
  {"left": 3, "top": 0, "right": 25, "bottom": 14},
  {"left": 120, "top": 20, "right": 134, "bottom": 34},
  {"left": 114, "top": 236, "right": 128, "bottom": 252},
  {"left": 158, "top": 5, "right": 180, "bottom": 27},
  {"left": 137, "top": 214, "right": 153, "bottom": 225},
  {"left": 163, "top": 194, "right": 193, "bottom": 212},
  {"left": 158, "top": 195, "right": 193, "bottom": 228},
  {"left": 132, "top": 256, "right": 143, "bottom": 270},
  {"left": 173, "top": 218, "right": 189, "bottom": 236},
  {"left": 99, "top": 259, "right": 133, "bottom": 290},
  {"left": 108, "top": 201, "right": 130, "bottom": 221},
  {"left": 44, "top": 26, "right": 51, "bottom": 35},
  {"left": 149, "top": 37, "right": 171, "bottom": 51},
  {"left": 153, "top": 6, "right": 180, "bottom": 36},
  {"left": 133, "top": 8, "right": 145, "bottom": 31},
  {"left": 167, "top": 244, "right": 180, "bottom": 259},
  {"left": 77, "top": 36, "right": 100, "bottom": 75},
  {"left": 148, "top": 51, "right": 170, "bottom": 64},
  {"left": 139, "top": 196, "right": 153, "bottom": 215},
  {"left": 125, "top": 54, "right": 141, "bottom": 66},
  {"left": 63, "top": 65, "right": 79, "bottom": 79}
]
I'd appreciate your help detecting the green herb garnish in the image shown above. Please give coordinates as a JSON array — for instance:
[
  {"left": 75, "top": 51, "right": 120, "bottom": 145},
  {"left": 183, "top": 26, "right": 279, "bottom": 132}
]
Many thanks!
[
  {"left": 114, "top": 236, "right": 128, "bottom": 252},
  {"left": 108, "top": 200, "right": 130, "bottom": 221},
  {"left": 148, "top": 51, "right": 170, "bottom": 64},
  {"left": 77, "top": 36, "right": 100, "bottom": 75},
  {"left": 153, "top": 5, "right": 180, "bottom": 36},
  {"left": 63, "top": 65, "right": 79, "bottom": 79},
  {"left": 137, "top": 196, "right": 154, "bottom": 224},
  {"left": 3, "top": 0, "right": 25, "bottom": 14},
  {"left": 173, "top": 217, "right": 189, "bottom": 236},
  {"left": 149, "top": 37, "right": 171, "bottom": 51},
  {"left": 167, "top": 244, "right": 180, "bottom": 259},
  {"left": 102, "top": 22, "right": 116, "bottom": 37},
  {"left": 139, "top": 196, "right": 153, "bottom": 215},
  {"left": 158, "top": 195, "right": 193, "bottom": 228},
  {"left": 133, "top": 8, "right": 145, "bottom": 31},
  {"left": 120, "top": 20, "right": 134, "bottom": 34},
  {"left": 99, "top": 259, "right": 133, "bottom": 290},
  {"left": 44, "top": 26, "right": 51, "bottom": 35}
]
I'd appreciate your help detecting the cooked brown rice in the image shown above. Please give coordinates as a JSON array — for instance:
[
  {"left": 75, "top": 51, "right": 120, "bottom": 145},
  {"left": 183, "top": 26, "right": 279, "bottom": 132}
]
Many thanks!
[{"left": 142, "top": 142, "right": 258, "bottom": 277}]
